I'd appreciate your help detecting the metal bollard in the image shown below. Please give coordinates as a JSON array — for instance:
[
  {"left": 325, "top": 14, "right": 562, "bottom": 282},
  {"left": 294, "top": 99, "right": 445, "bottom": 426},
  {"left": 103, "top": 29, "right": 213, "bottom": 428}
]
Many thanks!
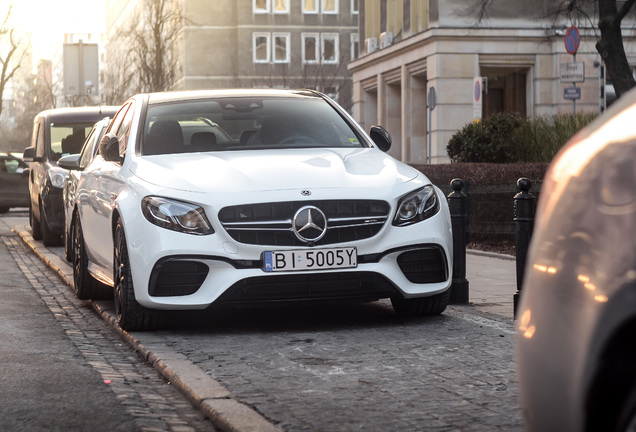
[
  {"left": 513, "top": 178, "right": 535, "bottom": 319},
  {"left": 448, "top": 178, "right": 469, "bottom": 304}
]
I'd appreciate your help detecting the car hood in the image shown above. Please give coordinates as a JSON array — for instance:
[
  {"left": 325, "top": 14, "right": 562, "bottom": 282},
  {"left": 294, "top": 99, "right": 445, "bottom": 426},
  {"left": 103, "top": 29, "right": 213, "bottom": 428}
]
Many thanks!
[{"left": 129, "top": 148, "right": 420, "bottom": 194}]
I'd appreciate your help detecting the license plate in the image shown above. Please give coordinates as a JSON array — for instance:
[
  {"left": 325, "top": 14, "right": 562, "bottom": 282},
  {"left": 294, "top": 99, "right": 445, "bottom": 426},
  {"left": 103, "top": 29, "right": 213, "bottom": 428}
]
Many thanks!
[{"left": 263, "top": 247, "right": 357, "bottom": 272}]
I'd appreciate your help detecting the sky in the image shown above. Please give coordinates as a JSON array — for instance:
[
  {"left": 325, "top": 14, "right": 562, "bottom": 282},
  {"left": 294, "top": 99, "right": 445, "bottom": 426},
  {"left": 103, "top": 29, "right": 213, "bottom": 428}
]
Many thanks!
[{"left": 0, "top": 0, "right": 106, "bottom": 62}]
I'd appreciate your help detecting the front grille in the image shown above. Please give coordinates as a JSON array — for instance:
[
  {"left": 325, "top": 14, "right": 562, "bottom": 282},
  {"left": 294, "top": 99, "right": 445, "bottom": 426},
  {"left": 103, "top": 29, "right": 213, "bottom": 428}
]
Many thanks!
[
  {"left": 149, "top": 260, "right": 209, "bottom": 297},
  {"left": 397, "top": 247, "right": 448, "bottom": 283},
  {"left": 218, "top": 200, "right": 391, "bottom": 246}
]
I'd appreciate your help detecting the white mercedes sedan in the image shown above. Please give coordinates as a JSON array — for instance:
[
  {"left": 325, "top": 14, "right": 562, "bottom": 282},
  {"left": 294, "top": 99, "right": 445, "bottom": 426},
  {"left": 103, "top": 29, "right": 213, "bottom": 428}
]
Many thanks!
[{"left": 61, "top": 89, "right": 453, "bottom": 331}]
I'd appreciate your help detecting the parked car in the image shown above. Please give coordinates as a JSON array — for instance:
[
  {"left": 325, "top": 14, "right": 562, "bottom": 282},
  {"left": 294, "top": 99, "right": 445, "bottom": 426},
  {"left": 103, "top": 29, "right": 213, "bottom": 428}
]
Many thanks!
[
  {"left": 22, "top": 106, "right": 119, "bottom": 246},
  {"left": 60, "top": 89, "right": 453, "bottom": 331},
  {"left": 59, "top": 117, "right": 112, "bottom": 263},
  {"left": 0, "top": 152, "right": 29, "bottom": 213},
  {"left": 516, "top": 88, "right": 636, "bottom": 431}
]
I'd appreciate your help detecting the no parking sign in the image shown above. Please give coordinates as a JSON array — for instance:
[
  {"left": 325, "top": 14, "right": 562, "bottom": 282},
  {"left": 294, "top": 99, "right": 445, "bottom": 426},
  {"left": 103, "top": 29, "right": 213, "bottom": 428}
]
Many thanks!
[{"left": 564, "top": 26, "right": 580, "bottom": 55}]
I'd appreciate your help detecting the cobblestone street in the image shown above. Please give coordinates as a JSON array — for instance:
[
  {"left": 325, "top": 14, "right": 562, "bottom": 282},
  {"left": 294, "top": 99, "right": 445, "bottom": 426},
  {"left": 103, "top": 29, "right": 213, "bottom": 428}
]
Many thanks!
[{"left": 160, "top": 301, "right": 521, "bottom": 431}]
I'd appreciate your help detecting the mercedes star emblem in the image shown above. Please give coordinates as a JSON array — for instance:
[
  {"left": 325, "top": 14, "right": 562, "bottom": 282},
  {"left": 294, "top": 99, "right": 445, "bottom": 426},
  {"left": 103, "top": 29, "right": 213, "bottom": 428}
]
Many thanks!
[{"left": 293, "top": 206, "right": 327, "bottom": 243}]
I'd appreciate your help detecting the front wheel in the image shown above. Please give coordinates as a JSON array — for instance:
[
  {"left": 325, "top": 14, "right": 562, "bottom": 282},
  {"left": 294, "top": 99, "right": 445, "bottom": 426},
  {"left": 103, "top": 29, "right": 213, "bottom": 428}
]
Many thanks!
[
  {"left": 40, "top": 202, "right": 61, "bottom": 247},
  {"left": 391, "top": 289, "right": 450, "bottom": 317},
  {"left": 72, "top": 217, "right": 110, "bottom": 300},
  {"left": 30, "top": 203, "right": 42, "bottom": 240},
  {"left": 114, "top": 219, "right": 164, "bottom": 331}
]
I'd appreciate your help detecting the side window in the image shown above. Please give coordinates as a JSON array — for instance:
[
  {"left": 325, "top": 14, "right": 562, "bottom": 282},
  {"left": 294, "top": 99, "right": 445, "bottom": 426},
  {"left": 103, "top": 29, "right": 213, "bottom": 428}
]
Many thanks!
[
  {"left": 78, "top": 127, "right": 98, "bottom": 168},
  {"left": 34, "top": 121, "right": 45, "bottom": 158},
  {"left": 107, "top": 103, "right": 131, "bottom": 137},
  {"left": 104, "top": 102, "right": 133, "bottom": 157},
  {"left": 115, "top": 102, "right": 135, "bottom": 155}
]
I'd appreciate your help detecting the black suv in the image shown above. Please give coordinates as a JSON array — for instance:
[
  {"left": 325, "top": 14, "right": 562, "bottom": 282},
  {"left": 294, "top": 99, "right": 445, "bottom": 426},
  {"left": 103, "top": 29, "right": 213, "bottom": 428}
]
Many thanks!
[{"left": 23, "top": 106, "right": 119, "bottom": 245}]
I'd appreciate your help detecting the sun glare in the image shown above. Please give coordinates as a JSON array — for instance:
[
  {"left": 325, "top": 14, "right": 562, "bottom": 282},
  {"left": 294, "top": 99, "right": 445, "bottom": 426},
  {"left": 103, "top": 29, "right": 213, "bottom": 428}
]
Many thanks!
[{"left": 0, "top": 0, "right": 106, "bottom": 62}]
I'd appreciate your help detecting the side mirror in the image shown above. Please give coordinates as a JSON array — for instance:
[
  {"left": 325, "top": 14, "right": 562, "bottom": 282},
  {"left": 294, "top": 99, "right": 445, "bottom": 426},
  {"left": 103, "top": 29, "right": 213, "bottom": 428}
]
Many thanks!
[
  {"left": 22, "top": 146, "right": 42, "bottom": 163},
  {"left": 369, "top": 125, "right": 392, "bottom": 152},
  {"left": 57, "top": 154, "right": 82, "bottom": 171},
  {"left": 99, "top": 132, "right": 122, "bottom": 163}
]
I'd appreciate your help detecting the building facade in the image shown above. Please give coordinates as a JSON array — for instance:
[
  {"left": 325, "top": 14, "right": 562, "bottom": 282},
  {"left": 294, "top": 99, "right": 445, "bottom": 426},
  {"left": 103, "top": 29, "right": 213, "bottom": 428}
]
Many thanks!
[
  {"left": 179, "top": 0, "right": 359, "bottom": 109},
  {"left": 104, "top": 0, "right": 359, "bottom": 109},
  {"left": 349, "top": 0, "right": 636, "bottom": 164}
]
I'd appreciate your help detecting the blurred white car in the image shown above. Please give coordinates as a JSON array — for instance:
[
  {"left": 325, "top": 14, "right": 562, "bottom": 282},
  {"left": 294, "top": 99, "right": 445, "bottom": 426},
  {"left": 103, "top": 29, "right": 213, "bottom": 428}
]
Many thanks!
[
  {"left": 517, "top": 88, "right": 636, "bottom": 430},
  {"left": 60, "top": 117, "right": 111, "bottom": 262},
  {"left": 61, "top": 89, "right": 453, "bottom": 331}
]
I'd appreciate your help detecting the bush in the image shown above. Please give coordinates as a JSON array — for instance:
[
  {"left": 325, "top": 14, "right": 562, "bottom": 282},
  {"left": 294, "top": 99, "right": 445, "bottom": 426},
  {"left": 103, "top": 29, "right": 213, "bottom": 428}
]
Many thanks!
[
  {"left": 447, "top": 112, "right": 597, "bottom": 163},
  {"left": 447, "top": 113, "right": 523, "bottom": 163}
]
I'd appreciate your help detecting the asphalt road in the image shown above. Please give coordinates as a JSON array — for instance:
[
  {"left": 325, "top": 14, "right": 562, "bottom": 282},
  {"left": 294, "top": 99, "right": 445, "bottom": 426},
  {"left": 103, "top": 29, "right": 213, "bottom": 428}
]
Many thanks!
[{"left": 2, "top": 209, "right": 523, "bottom": 431}]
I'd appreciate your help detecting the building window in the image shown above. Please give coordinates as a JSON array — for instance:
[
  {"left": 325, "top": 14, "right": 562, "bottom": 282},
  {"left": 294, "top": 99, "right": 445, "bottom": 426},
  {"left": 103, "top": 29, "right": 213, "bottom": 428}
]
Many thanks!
[
  {"left": 322, "top": 0, "right": 338, "bottom": 14},
  {"left": 323, "top": 86, "right": 338, "bottom": 99},
  {"left": 365, "top": 0, "right": 380, "bottom": 40},
  {"left": 253, "top": 33, "right": 270, "bottom": 63},
  {"left": 273, "top": 0, "right": 289, "bottom": 13},
  {"left": 273, "top": 33, "right": 290, "bottom": 63},
  {"left": 254, "top": 0, "right": 270, "bottom": 13},
  {"left": 350, "top": 33, "right": 359, "bottom": 60},
  {"left": 411, "top": 0, "right": 429, "bottom": 33},
  {"left": 321, "top": 33, "right": 339, "bottom": 63},
  {"left": 351, "top": 0, "right": 358, "bottom": 14},
  {"left": 303, "top": 0, "right": 318, "bottom": 13},
  {"left": 387, "top": 0, "right": 403, "bottom": 37},
  {"left": 302, "top": 33, "right": 319, "bottom": 63}
]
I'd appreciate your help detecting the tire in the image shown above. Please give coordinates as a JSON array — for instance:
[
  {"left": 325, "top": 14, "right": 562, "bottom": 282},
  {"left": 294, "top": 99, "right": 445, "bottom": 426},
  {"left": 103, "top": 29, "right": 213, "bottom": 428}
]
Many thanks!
[
  {"left": 40, "top": 202, "right": 61, "bottom": 247},
  {"left": 72, "top": 217, "right": 111, "bottom": 300},
  {"left": 114, "top": 219, "right": 165, "bottom": 331},
  {"left": 0, "top": 207, "right": 9, "bottom": 214},
  {"left": 64, "top": 215, "right": 73, "bottom": 262},
  {"left": 391, "top": 289, "right": 450, "bottom": 317},
  {"left": 30, "top": 203, "right": 42, "bottom": 240}
]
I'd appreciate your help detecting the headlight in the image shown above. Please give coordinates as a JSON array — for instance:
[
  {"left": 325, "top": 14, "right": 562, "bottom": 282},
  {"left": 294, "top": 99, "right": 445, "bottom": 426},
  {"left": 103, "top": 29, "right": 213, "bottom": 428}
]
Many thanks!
[
  {"left": 141, "top": 196, "right": 214, "bottom": 235},
  {"left": 48, "top": 166, "right": 68, "bottom": 189},
  {"left": 393, "top": 186, "right": 440, "bottom": 226}
]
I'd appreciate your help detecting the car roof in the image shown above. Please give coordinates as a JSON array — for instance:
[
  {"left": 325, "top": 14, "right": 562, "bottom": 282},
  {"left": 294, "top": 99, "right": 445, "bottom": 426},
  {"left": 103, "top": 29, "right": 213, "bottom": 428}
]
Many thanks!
[
  {"left": 36, "top": 106, "right": 120, "bottom": 122},
  {"left": 144, "top": 88, "right": 324, "bottom": 105}
]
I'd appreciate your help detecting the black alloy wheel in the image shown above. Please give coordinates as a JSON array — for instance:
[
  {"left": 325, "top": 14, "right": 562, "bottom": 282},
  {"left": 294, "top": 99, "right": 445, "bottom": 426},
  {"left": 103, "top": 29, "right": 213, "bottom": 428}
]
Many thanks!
[
  {"left": 114, "top": 219, "right": 164, "bottom": 331},
  {"left": 40, "top": 202, "right": 61, "bottom": 247},
  {"left": 30, "top": 202, "right": 42, "bottom": 240},
  {"left": 72, "top": 217, "right": 110, "bottom": 300}
]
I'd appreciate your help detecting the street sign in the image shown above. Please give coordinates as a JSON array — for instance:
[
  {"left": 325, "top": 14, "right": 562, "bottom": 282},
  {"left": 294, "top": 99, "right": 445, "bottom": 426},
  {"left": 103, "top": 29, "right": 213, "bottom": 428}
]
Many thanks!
[
  {"left": 428, "top": 86, "right": 436, "bottom": 111},
  {"left": 560, "top": 62, "right": 585, "bottom": 83},
  {"left": 63, "top": 42, "right": 99, "bottom": 96},
  {"left": 472, "top": 77, "right": 483, "bottom": 122},
  {"left": 564, "top": 26, "right": 580, "bottom": 55},
  {"left": 564, "top": 87, "right": 581, "bottom": 100}
]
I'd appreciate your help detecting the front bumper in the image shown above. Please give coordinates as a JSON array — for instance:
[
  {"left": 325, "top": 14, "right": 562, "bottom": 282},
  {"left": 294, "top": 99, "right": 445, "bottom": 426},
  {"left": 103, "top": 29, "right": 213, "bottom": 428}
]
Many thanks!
[{"left": 123, "top": 211, "right": 453, "bottom": 310}]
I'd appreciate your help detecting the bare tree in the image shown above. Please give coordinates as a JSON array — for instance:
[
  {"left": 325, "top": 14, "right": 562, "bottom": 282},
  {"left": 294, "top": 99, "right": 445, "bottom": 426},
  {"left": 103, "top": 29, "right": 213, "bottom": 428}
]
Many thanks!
[
  {"left": 594, "top": 0, "right": 636, "bottom": 97},
  {"left": 103, "top": 0, "right": 182, "bottom": 99},
  {"left": 474, "top": 0, "right": 636, "bottom": 99},
  {"left": 0, "top": 5, "right": 27, "bottom": 118}
]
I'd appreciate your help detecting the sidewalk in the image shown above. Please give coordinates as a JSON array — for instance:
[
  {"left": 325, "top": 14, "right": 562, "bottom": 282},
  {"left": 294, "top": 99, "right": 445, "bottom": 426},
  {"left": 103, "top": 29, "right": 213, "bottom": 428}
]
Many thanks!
[{"left": 465, "top": 250, "right": 517, "bottom": 320}]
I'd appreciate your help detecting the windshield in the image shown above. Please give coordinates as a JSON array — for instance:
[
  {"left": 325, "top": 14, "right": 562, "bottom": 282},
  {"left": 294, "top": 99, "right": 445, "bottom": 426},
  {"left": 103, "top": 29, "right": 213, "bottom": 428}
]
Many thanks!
[
  {"left": 142, "top": 96, "right": 365, "bottom": 155},
  {"left": 49, "top": 123, "right": 95, "bottom": 161}
]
